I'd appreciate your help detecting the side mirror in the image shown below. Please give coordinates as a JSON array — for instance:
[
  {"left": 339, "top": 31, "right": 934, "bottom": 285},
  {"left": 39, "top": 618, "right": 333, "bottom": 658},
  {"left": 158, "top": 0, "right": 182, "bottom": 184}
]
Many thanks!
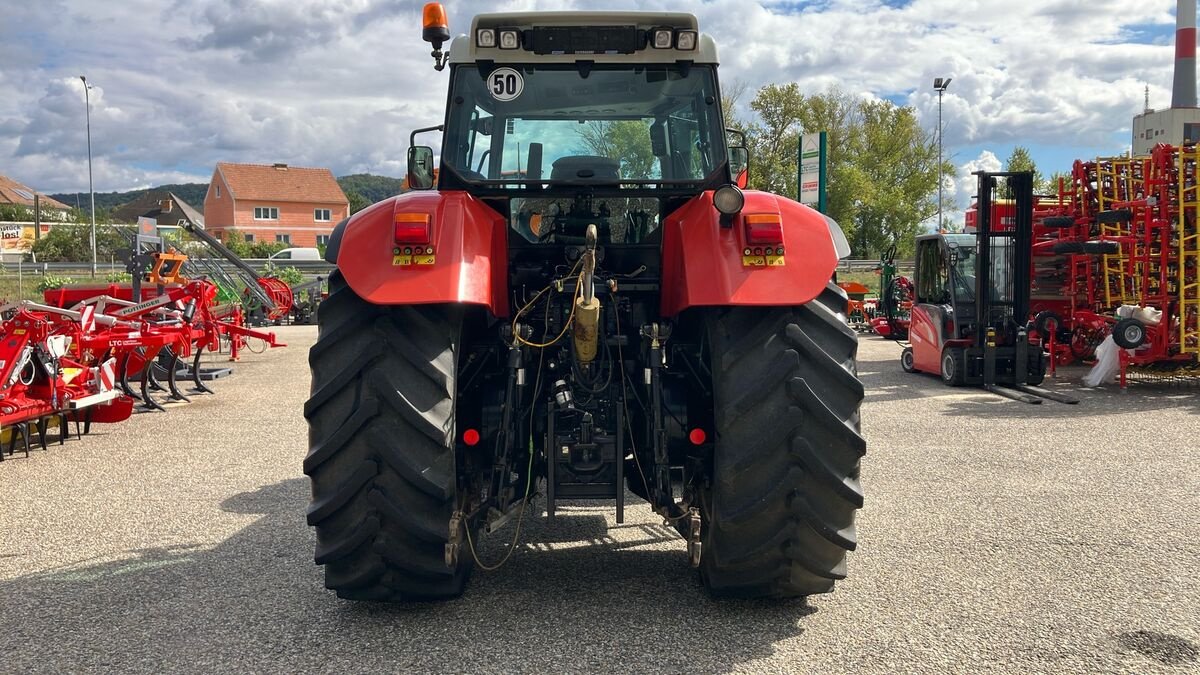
[
  {"left": 727, "top": 128, "right": 749, "bottom": 188},
  {"left": 407, "top": 146, "right": 436, "bottom": 190}
]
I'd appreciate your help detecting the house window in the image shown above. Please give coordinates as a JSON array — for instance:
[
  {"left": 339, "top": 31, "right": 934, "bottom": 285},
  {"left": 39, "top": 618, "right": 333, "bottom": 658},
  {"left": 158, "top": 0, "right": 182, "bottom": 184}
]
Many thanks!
[
  {"left": 276, "top": 233, "right": 291, "bottom": 244},
  {"left": 314, "top": 208, "right": 331, "bottom": 222},
  {"left": 254, "top": 206, "right": 279, "bottom": 220},
  {"left": 316, "top": 234, "right": 330, "bottom": 246},
  {"left": 244, "top": 234, "right": 254, "bottom": 242},
  {"left": 215, "top": 184, "right": 221, "bottom": 198}
]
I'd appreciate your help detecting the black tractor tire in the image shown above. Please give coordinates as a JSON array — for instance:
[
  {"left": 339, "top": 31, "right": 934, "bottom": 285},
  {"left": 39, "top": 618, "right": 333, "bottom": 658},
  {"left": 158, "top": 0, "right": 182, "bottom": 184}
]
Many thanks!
[
  {"left": 1032, "top": 310, "right": 1062, "bottom": 339},
  {"left": 1081, "top": 241, "right": 1120, "bottom": 255},
  {"left": 941, "top": 347, "right": 966, "bottom": 386},
  {"left": 901, "top": 346, "right": 915, "bottom": 373},
  {"left": 1112, "top": 318, "right": 1146, "bottom": 349},
  {"left": 1052, "top": 242, "right": 1086, "bottom": 255},
  {"left": 1025, "top": 350, "right": 1046, "bottom": 386},
  {"left": 1095, "top": 209, "right": 1133, "bottom": 224},
  {"left": 1042, "top": 216, "right": 1076, "bottom": 229},
  {"left": 700, "top": 283, "right": 866, "bottom": 598},
  {"left": 304, "top": 271, "right": 471, "bottom": 601}
]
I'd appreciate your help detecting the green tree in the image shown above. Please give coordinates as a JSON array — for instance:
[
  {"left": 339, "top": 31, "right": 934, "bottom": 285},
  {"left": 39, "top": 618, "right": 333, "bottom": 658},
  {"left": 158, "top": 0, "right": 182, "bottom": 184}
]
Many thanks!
[
  {"left": 577, "top": 120, "right": 658, "bottom": 179},
  {"left": 346, "top": 189, "right": 372, "bottom": 215},
  {"left": 31, "top": 224, "right": 130, "bottom": 262},
  {"left": 0, "top": 204, "right": 31, "bottom": 221},
  {"left": 741, "top": 85, "right": 942, "bottom": 257},
  {"left": 851, "top": 101, "right": 944, "bottom": 256},
  {"left": 721, "top": 79, "right": 750, "bottom": 132},
  {"left": 1004, "top": 146, "right": 1045, "bottom": 188},
  {"left": 1042, "top": 170, "right": 1070, "bottom": 196},
  {"left": 223, "top": 228, "right": 252, "bottom": 258}
]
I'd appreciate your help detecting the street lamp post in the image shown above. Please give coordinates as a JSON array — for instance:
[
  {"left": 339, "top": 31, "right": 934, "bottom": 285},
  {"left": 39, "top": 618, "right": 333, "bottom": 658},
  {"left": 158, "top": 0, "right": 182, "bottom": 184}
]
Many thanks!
[
  {"left": 80, "top": 75, "right": 97, "bottom": 278},
  {"left": 933, "top": 77, "right": 952, "bottom": 230}
]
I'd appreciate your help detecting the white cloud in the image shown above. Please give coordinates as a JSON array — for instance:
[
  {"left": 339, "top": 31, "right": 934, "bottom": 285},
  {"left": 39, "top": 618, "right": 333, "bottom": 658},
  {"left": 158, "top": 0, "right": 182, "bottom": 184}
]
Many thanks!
[{"left": 0, "top": 0, "right": 1187, "bottom": 196}]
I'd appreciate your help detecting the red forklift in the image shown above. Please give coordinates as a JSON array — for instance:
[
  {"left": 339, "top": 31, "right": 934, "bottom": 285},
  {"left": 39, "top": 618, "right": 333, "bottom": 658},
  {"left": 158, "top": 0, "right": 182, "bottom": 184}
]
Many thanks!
[{"left": 900, "top": 171, "right": 1076, "bottom": 404}]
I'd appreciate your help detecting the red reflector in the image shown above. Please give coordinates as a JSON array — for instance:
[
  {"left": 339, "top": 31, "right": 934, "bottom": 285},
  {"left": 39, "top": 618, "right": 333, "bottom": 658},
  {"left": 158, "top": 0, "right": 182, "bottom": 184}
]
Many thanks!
[
  {"left": 463, "top": 428, "right": 480, "bottom": 446},
  {"left": 394, "top": 212, "right": 431, "bottom": 244},
  {"left": 744, "top": 214, "right": 783, "bottom": 245},
  {"left": 688, "top": 428, "right": 707, "bottom": 445}
]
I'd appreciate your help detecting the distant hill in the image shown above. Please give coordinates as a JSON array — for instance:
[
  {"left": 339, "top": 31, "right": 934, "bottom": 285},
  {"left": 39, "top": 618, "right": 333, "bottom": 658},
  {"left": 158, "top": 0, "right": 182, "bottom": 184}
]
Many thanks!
[
  {"left": 52, "top": 183, "right": 208, "bottom": 213},
  {"left": 337, "top": 174, "right": 404, "bottom": 203},
  {"left": 50, "top": 173, "right": 405, "bottom": 216}
]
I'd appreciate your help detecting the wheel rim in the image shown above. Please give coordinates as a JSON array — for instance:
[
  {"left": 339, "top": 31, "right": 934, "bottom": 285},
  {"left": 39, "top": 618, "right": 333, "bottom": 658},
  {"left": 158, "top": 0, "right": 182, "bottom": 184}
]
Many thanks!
[
  {"left": 902, "top": 351, "right": 913, "bottom": 370},
  {"left": 942, "top": 353, "right": 955, "bottom": 379},
  {"left": 1124, "top": 325, "right": 1142, "bottom": 344}
]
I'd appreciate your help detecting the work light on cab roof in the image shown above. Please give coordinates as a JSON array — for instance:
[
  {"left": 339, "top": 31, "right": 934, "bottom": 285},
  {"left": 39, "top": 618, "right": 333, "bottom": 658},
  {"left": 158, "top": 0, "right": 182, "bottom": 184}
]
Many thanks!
[{"left": 421, "top": 3, "right": 707, "bottom": 69}]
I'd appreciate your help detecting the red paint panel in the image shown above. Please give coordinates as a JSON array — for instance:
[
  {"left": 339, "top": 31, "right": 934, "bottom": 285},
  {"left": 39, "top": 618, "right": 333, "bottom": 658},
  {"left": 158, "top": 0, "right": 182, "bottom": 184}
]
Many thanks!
[
  {"left": 908, "top": 305, "right": 944, "bottom": 375},
  {"left": 337, "top": 191, "right": 510, "bottom": 317},
  {"left": 660, "top": 191, "right": 837, "bottom": 316},
  {"left": 1178, "top": 28, "right": 1196, "bottom": 58}
]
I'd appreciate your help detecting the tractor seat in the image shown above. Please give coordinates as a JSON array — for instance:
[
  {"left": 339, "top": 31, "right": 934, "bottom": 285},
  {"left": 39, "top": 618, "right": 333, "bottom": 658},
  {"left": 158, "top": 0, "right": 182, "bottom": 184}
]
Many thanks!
[{"left": 550, "top": 156, "right": 620, "bottom": 183}]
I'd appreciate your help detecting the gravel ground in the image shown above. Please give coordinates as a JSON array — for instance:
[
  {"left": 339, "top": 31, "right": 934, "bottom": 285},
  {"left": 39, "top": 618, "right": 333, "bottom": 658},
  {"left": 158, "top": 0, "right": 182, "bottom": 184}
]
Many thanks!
[{"left": 1, "top": 326, "right": 1198, "bottom": 673}]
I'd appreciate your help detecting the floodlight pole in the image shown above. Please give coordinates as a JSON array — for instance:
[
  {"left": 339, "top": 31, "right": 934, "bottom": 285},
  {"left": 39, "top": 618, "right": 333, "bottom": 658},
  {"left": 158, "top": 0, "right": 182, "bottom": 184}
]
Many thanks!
[
  {"left": 81, "top": 75, "right": 97, "bottom": 278},
  {"left": 934, "top": 77, "right": 951, "bottom": 230}
]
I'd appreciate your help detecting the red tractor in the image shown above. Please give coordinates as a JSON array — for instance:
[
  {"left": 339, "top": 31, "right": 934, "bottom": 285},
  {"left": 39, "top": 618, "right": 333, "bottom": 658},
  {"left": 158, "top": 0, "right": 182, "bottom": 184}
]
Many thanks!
[{"left": 304, "top": 7, "right": 865, "bottom": 601}]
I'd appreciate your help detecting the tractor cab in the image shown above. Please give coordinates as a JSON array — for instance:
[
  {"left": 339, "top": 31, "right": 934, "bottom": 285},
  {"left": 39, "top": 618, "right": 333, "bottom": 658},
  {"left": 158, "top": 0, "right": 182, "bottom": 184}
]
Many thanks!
[
  {"left": 903, "top": 172, "right": 1056, "bottom": 400},
  {"left": 407, "top": 11, "right": 747, "bottom": 251}
]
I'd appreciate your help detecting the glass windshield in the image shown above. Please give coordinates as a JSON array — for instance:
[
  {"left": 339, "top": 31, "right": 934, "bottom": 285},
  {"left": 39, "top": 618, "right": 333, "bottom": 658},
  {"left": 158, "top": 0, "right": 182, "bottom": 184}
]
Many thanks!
[
  {"left": 949, "top": 241, "right": 978, "bottom": 304},
  {"left": 442, "top": 64, "right": 726, "bottom": 186}
]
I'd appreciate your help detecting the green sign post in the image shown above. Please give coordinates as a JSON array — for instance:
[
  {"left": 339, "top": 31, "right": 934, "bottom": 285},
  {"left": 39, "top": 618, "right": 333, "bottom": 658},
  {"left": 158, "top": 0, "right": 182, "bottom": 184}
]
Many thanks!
[{"left": 797, "top": 131, "right": 828, "bottom": 214}]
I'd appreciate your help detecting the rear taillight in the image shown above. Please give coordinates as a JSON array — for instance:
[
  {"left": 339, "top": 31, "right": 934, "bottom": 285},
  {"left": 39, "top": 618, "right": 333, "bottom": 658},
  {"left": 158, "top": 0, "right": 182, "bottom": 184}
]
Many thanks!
[
  {"left": 394, "top": 212, "right": 431, "bottom": 244},
  {"left": 744, "top": 214, "right": 783, "bottom": 245}
]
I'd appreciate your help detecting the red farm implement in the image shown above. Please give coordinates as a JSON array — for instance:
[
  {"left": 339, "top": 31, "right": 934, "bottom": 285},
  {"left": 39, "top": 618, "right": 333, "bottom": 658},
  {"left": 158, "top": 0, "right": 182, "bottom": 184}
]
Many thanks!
[
  {"left": 1, "top": 252, "right": 285, "bottom": 460},
  {"left": 971, "top": 145, "right": 1200, "bottom": 384},
  {"left": 1090, "top": 145, "right": 1200, "bottom": 380}
]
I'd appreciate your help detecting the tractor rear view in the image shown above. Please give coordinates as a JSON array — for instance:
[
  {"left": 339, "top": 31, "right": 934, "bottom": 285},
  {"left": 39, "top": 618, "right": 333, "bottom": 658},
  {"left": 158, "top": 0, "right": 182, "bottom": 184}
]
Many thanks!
[{"left": 304, "top": 6, "right": 865, "bottom": 601}]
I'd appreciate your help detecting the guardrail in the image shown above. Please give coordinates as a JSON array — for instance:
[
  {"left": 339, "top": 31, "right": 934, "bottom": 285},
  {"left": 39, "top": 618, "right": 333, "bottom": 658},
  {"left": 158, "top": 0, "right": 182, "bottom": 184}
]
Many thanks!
[
  {"left": 3, "top": 258, "right": 913, "bottom": 276},
  {"left": 1, "top": 259, "right": 337, "bottom": 276},
  {"left": 837, "top": 259, "right": 915, "bottom": 273}
]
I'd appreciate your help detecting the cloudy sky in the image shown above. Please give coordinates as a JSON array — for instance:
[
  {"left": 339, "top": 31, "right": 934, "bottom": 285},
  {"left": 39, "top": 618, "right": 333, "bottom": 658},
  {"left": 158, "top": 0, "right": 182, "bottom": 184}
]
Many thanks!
[{"left": 0, "top": 0, "right": 1186, "bottom": 212}]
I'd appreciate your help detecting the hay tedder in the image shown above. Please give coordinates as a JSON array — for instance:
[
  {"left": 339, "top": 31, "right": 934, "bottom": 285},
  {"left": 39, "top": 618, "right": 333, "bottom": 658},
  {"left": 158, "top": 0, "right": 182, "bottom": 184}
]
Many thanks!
[{"left": 0, "top": 248, "right": 285, "bottom": 460}]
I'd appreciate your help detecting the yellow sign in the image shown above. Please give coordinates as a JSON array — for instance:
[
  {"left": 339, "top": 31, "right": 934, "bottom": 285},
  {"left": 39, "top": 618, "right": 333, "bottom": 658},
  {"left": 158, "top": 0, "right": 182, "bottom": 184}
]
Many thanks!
[
  {"left": 0, "top": 224, "right": 36, "bottom": 253},
  {"left": 766, "top": 255, "right": 786, "bottom": 267},
  {"left": 413, "top": 255, "right": 436, "bottom": 265},
  {"left": 392, "top": 255, "right": 412, "bottom": 266},
  {"left": 741, "top": 255, "right": 766, "bottom": 267}
]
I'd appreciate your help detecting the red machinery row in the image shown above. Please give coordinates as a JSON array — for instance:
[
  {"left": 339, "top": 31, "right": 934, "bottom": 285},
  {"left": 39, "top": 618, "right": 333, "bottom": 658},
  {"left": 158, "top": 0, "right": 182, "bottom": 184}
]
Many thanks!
[
  {"left": 0, "top": 252, "right": 287, "bottom": 460},
  {"left": 986, "top": 144, "right": 1200, "bottom": 381}
]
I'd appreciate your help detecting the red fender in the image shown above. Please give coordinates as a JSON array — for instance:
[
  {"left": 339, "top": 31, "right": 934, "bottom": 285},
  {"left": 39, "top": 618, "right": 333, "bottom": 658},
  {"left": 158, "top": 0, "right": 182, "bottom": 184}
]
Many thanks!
[
  {"left": 336, "top": 191, "right": 510, "bottom": 316},
  {"left": 660, "top": 191, "right": 839, "bottom": 316}
]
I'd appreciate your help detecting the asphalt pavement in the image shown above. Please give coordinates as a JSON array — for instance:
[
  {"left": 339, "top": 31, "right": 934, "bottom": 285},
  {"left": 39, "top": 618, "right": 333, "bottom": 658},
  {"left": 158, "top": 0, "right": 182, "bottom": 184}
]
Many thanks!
[{"left": 1, "top": 326, "right": 1197, "bottom": 673}]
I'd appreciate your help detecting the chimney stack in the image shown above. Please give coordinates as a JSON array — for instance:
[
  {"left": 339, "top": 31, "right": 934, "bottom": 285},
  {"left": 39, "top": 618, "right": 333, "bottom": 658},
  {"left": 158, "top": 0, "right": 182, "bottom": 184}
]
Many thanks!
[{"left": 1172, "top": 0, "right": 1197, "bottom": 108}]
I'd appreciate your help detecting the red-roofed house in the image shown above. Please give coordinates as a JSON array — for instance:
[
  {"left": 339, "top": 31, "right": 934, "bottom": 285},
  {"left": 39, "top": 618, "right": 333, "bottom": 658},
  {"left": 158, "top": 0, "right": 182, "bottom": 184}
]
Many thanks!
[{"left": 203, "top": 162, "right": 349, "bottom": 247}]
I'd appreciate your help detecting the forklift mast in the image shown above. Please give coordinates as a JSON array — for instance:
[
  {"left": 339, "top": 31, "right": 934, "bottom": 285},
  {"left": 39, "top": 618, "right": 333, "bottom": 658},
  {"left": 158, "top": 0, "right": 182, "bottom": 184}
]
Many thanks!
[{"left": 973, "top": 171, "right": 1034, "bottom": 348}]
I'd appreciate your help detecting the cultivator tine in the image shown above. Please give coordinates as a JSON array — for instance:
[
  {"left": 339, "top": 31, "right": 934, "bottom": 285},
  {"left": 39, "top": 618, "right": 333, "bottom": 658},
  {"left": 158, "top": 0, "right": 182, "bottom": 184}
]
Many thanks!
[
  {"left": 147, "top": 355, "right": 166, "bottom": 392},
  {"left": 140, "top": 366, "right": 166, "bottom": 412},
  {"left": 165, "top": 348, "right": 190, "bottom": 402},
  {"left": 36, "top": 417, "right": 48, "bottom": 451},
  {"left": 57, "top": 413, "right": 68, "bottom": 445},
  {"left": 84, "top": 408, "right": 94, "bottom": 436},
  {"left": 191, "top": 347, "right": 214, "bottom": 394},
  {"left": 7, "top": 422, "right": 31, "bottom": 458},
  {"left": 119, "top": 353, "right": 137, "bottom": 398}
]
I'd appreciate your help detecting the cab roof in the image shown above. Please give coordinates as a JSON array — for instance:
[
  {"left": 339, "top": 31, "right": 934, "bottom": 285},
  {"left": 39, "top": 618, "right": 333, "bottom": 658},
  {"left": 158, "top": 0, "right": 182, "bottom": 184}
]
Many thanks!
[{"left": 448, "top": 11, "right": 718, "bottom": 65}]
